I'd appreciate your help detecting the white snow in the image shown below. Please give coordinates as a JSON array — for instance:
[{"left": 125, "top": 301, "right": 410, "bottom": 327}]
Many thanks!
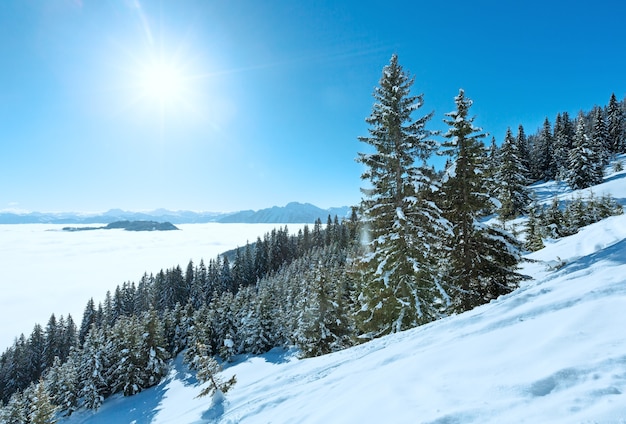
[{"left": 57, "top": 163, "right": 626, "bottom": 423}]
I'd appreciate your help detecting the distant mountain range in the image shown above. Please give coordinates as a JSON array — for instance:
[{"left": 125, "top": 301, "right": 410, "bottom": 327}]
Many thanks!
[{"left": 0, "top": 202, "right": 351, "bottom": 224}]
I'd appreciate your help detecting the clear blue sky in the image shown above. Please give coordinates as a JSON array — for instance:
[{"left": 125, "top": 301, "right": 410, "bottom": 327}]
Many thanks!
[{"left": 1, "top": 0, "right": 625, "bottom": 213}]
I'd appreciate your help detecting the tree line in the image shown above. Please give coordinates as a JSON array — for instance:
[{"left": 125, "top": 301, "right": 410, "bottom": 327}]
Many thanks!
[{"left": 1, "top": 54, "right": 625, "bottom": 422}]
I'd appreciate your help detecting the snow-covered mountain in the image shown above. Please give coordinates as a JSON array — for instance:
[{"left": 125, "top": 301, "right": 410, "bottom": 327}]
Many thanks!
[
  {"left": 59, "top": 163, "right": 626, "bottom": 423},
  {"left": 0, "top": 203, "right": 350, "bottom": 224},
  {"left": 216, "top": 202, "right": 350, "bottom": 224}
]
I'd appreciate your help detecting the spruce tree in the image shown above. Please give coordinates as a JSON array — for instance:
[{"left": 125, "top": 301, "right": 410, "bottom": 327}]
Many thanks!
[
  {"left": 524, "top": 202, "right": 545, "bottom": 251},
  {"left": 78, "top": 298, "right": 97, "bottom": 347},
  {"left": 592, "top": 106, "right": 609, "bottom": 166},
  {"left": 355, "top": 54, "right": 448, "bottom": 337},
  {"left": 607, "top": 93, "right": 624, "bottom": 154},
  {"left": 552, "top": 112, "right": 574, "bottom": 180},
  {"left": 542, "top": 196, "right": 565, "bottom": 238},
  {"left": 569, "top": 111, "right": 603, "bottom": 189},
  {"left": 194, "top": 344, "right": 236, "bottom": 399},
  {"left": 531, "top": 118, "right": 554, "bottom": 180},
  {"left": 78, "top": 325, "right": 108, "bottom": 410},
  {"left": 29, "top": 379, "right": 57, "bottom": 424},
  {"left": 495, "top": 127, "right": 531, "bottom": 219},
  {"left": 296, "top": 249, "right": 353, "bottom": 357},
  {"left": 515, "top": 124, "right": 531, "bottom": 181},
  {"left": 439, "top": 89, "right": 525, "bottom": 313},
  {"left": 0, "top": 390, "right": 28, "bottom": 424}
]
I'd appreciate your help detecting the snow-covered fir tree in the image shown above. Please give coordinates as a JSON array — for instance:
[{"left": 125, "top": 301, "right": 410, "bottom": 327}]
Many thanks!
[
  {"left": 568, "top": 111, "right": 603, "bottom": 189},
  {"left": 194, "top": 343, "right": 236, "bottom": 399},
  {"left": 531, "top": 118, "right": 554, "bottom": 181},
  {"left": 77, "top": 325, "right": 108, "bottom": 410},
  {"left": 524, "top": 202, "right": 545, "bottom": 251},
  {"left": 607, "top": 93, "right": 625, "bottom": 154},
  {"left": 44, "top": 354, "right": 79, "bottom": 417},
  {"left": 107, "top": 311, "right": 169, "bottom": 397},
  {"left": 542, "top": 196, "right": 565, "bottom": 239},
  {"left": 552, "top": 112, "right": 574, "bottom": 180},
  {"left": 591, "top": 106, "right": 610, "bottom": 166},
  {"left": 495, "top": 127, "right": 531, "bottom": 219},
  {"left": 355, "top": 54, "right": 449, "bottom": 337},
  {"left": 28, "top": 379, "right": 57, "bottom": 424},
  {"left": 0, "top": 389, "right": 29, "bottom": 424},
  {"left": 295, "top": 248, "right": 353, "bottom": 357},
  {"left": 439, "top": 89, "right": 526, "bottom": 313},
  {"left": 516, "top": 124, "right": 531, "bottom": 180}
]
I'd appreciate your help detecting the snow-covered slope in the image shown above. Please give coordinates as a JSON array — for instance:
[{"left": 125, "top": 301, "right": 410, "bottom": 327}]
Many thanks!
[
  {"left": 61, "top": 166, "right": 626, "bottom": 424},
  {"left": 62, "top": 213, "right": 626, "bottom": 423}
]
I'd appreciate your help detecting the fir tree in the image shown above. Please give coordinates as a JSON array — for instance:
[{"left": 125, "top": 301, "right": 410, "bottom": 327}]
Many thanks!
[
  {"left": 569, "top": 111, "right": 603, "bottom": 189},
  {"left": 44, "top": 354, "right": 78, "bottom": 417},
  {"left": 495, "top": 127, "right": 531, "bottom": 219},
  {"left": 439, "top": 89, "right": 525, "bottom": 313},
  {"left": 78, "top": 325, "right": 108, "bottom": 410},
  {"left": 194, "top": 344, "right": 236, "bottom": 399},
  {"left": 533, "top": 118, "right": 554, "bottom": 180},
  {"left": 0, "top": 390, "right": 28, "bottom": 424},
  {"left": 516, "top": 124, "right": 531, "bottom": 180},
  {"left": 27, "top": 324, "right": 45, "bottom": 383},
  {"left": 296, "top": 250, "right": 353, "bottom": 357},
  {"left": 607, "top": 93, "right": 625, "bottom": 154},
  {"left": 29, "top": 379, "right": 57, "bottom": 424},
  {"left": 78, "top": 298, "right": 97, "bottom": 347},
  {"left": 542, "top": 196, "right": 565, "bottom": 238},
  {"left": 591, "top": 106, "right": 609, "bottom": 166},
  {"left": 524, "top": 202, "right": 545, "bottom": 251},
  {"left": 355, "top": 54, "right": 448, "bottom": 337},
  {"left": 552, "top": 112, "right": 574, "bottom": 180}
]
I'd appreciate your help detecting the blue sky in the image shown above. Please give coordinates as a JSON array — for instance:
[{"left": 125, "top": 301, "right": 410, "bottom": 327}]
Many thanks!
[{"left": 1, "top": 0, "right": 625, "bottom": 213}]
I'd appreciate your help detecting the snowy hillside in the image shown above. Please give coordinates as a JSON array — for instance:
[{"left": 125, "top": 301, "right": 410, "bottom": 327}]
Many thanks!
[{"left": 59, "top": 166, "right": 626, "bottom": 423}]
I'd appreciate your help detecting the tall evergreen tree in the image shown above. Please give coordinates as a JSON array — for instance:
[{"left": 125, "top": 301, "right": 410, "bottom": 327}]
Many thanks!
[
  {"left": 607, "top": 93, "right": 625, "bottom": 154},
  {"left": 528, "top": 118, "right": 553, "bottom": 181},
  {"left": 569, "top": 111, "right": 603, "bottom": 189},
  {"left": 29, "top": 379, "right": 58, "bottom": 424},
  {"left": 439, "top": 89, "right": 525, "bottom": 313},
  {"left": 27, "top": 325, "right": 45, "bottom": 383},
  {"left": 551, "top": 112, "right": 574, "bottom": 180},
  {"left": 483, "top": 136, "right": 500, "bottom": 212},
  {"left": 524, "top": 202, "right": 545, "bottom": 251},
  {"left": 592, "top": 106, "right": 610, "bottom": 166},
  {"left": 0, "top": 389, "right": 28, "bottom": 424},
  {"left": 495, "top": 127, "right": 531, "bottom": 219},
  {"left": 516, "top": 124, "right": 531, "bottom": 180},
  {"left": 78, "top": 326, "right": 108, "bottom": 410},
  {"left": 355, "top": 54, "right": 448, "bottom": 337},
  {"left": 78, "top": 298, "right": 97, "bottom": 347}
]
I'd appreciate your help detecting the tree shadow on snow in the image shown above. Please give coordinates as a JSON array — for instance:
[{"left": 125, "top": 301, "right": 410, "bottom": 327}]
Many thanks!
[
  {"left": 199, "top": 391, "right": 226, "bottom": 422},
  {"left": 560, "top": 238, "right": 626, "bottom": 275},
  {"left": 602, "top": 169, "right": 626, "bottom": 185},
  {"left": 72, "top": 383, "right": 166, "bottom": 424}
]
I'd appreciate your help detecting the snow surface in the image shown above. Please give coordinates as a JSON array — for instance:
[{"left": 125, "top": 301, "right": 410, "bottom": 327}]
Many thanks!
[
  {"left": 0, "top": 223, "right": 307, "bottom": 350},
  {"left": 58, "top": 167, "right": 626, "bottom": 423}
]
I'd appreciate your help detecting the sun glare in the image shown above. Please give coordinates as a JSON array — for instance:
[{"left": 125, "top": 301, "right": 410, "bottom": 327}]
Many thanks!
[{"left": 138, "top": 61, "right": 187, "bottom": 105}]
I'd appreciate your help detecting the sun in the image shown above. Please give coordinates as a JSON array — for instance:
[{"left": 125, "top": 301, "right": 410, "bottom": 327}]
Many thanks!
[{"left": 137, "top": 60, "right": 188, "bottom": 105}]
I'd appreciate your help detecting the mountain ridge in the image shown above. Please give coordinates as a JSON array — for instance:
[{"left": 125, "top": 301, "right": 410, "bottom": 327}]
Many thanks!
[{"left": 0, "top": 202, "right": 351, "bottom": 225}]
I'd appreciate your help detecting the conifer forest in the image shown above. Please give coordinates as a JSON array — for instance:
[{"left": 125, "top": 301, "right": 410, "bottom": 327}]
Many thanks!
[{"left": 1, "top": 55, "right": 625, "bottom": 421}]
